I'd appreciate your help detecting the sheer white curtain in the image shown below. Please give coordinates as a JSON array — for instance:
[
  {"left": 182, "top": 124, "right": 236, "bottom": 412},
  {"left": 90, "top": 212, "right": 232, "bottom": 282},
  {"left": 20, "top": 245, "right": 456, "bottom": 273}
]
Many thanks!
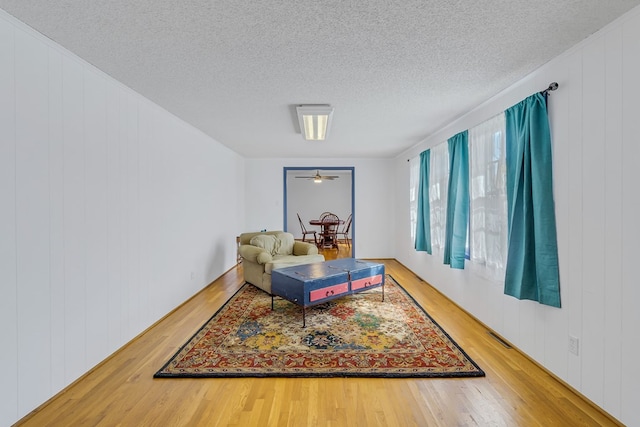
[
  {"left": 469, "top": 113, "right": 507, "bottom": 278},
  {"left": 429, "top": 142, "right": 449, "bottom": 255},
  {"left": 408, "top": 156, "right": 420, "bottom": 243}
]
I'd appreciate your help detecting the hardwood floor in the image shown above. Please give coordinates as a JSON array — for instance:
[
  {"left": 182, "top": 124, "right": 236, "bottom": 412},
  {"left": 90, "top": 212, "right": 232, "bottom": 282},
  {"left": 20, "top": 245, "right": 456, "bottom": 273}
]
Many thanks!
[
  {"left": 16, "top": 254, "right": 621, "bottom": 426},
  {"left": 316, "top": 241, "right": 352, "bottom": 261}
]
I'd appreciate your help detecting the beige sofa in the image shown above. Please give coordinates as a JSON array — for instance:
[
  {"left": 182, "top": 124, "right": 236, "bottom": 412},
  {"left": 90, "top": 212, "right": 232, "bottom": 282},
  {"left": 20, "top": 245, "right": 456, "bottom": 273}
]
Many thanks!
[{"left": 238, "top": 231, "right": 325, "bottom": 294}]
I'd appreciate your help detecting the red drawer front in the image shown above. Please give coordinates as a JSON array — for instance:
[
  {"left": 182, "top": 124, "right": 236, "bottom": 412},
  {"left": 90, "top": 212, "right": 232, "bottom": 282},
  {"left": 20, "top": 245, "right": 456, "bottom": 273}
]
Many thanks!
[
  {"left": 309, "top": 282, "right": 349, "bottom": 302},
  {"left": 351, "top": 275, "right": 383, "bottom": 291}
]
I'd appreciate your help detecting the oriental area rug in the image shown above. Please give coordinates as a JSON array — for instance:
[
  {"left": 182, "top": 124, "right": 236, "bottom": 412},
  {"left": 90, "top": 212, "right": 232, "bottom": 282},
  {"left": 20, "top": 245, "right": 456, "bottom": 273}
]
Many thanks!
[{"left": 154, "top": 275, "right": 484, "bottom": 378}]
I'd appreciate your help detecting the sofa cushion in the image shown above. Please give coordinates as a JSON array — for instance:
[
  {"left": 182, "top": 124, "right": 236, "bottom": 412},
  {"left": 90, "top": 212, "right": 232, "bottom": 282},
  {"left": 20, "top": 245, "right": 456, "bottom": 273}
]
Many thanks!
[
  {"left": 249, "top": 232, "right": 295, "bottom": 256},
  {"left": 274, "top": 232, "right": 295, "bottom": 255},
  {"left": 249, "top": 234, "right": 277, "bottom": 254},
  {"left": 239, "top": 230, "right": 282, "bottom": 246}
]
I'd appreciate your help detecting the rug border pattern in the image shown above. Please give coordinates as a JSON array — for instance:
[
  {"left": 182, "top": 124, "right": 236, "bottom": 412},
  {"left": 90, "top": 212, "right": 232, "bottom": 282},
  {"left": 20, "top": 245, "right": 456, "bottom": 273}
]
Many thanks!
[{"left": 154, "top": 275, "right": 485, "bottom": 379}]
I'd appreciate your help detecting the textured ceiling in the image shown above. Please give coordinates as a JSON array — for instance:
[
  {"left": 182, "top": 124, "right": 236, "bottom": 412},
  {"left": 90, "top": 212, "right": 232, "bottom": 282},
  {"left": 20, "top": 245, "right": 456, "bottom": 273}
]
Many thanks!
[{"left": 2, "top": 1, "right": 639, "bottom": 158}]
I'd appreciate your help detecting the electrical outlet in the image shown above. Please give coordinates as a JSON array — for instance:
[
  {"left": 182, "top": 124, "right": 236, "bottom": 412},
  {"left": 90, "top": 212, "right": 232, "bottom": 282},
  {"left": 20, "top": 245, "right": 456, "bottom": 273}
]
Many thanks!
[{"left": 568, "top": 335, "right": 580, "bottom": 355}]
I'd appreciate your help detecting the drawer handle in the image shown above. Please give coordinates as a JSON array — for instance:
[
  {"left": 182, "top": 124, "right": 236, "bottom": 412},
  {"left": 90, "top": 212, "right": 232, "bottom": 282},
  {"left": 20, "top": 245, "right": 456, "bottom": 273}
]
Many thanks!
[
  {"left": 326, "top": 290, "right": 335, "bottom": 297},
  {"left": 364, "top": 281, "right": 371, "bottom": 287}
]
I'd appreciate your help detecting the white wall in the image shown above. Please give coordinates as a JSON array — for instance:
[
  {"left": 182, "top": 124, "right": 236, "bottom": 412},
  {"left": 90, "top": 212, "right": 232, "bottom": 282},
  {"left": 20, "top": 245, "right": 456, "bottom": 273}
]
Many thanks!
[
  {"left": 244, "top": 158, "right": 394, "bottom": 259},
  {"left": 0, "top": 11, "right": 243, "bottom": 426},
  {"left": 394, "top": 6, "right": 640, "bottom": 426}
]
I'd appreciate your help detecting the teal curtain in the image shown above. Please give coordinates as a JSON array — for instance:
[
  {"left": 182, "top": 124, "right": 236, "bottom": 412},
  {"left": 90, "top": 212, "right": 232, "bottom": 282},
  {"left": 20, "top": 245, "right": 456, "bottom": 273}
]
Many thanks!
[
  {"left": 415, "top": 150, "right": 431, "bottom": 253},
  {"left": 443, "top": 131, "right": 469, "bottom": 269},
  {"left": 504, "top": 93, "right": 561, "bottom": 308}
]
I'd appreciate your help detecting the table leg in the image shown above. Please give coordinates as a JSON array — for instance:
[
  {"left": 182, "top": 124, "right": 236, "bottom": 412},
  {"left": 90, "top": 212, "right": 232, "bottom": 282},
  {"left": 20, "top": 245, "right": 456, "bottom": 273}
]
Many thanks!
[{"left": 302, "top": 307, "right": 306, "bottom": 328}]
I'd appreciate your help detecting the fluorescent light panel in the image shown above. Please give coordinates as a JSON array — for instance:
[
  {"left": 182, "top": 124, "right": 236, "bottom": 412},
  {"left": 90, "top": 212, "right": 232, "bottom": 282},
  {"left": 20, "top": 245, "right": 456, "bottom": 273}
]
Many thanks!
[{"left": 296, "top": 105, "right": 333, "bottom": 141}]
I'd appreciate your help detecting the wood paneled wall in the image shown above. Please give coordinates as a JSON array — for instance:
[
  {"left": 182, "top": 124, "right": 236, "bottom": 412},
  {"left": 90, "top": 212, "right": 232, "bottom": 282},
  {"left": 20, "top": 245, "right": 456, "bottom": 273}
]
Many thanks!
[
  {"left": 0, "top": 11, "right": 243, "bottom": 426},
  {"left": 394, "top": 7, "right": 640, "bottom": 427}
]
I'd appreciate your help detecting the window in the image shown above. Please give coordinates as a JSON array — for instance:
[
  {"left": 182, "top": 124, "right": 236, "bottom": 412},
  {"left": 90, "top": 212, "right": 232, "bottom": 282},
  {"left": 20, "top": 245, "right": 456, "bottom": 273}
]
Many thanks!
[
  {"left": 429, "top": 142, "right": 449, "bottom": 254},
  {"left": 409, "top": 156, "right": 420, "bottom": 243},
  {"left": 468, "top": 113, "right": 507, "bottom": 277}
]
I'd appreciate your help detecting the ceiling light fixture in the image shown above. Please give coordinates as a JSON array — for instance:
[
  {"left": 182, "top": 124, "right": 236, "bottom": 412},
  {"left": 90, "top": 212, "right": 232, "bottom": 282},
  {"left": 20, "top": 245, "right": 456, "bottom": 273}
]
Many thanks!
[{"left": 296, "top": 105, "right": 334, "bottom": 141}]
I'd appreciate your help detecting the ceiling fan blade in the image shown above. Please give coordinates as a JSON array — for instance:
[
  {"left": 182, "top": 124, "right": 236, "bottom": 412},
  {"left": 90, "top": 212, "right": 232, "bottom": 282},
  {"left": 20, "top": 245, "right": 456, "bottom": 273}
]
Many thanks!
[{"left": 293, "top": 171, "right": 339, "bottom": 180}]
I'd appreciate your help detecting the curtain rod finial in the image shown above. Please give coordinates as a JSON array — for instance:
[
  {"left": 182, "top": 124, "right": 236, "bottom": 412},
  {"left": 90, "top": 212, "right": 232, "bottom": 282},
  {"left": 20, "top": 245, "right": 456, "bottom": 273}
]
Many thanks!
[{"left": 541, "top": 82, "right": 559, "bottom": 96}]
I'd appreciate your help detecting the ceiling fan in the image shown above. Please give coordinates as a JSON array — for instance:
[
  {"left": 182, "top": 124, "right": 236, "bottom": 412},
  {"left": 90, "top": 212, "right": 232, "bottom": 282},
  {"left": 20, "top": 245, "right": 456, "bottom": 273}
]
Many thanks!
[{"left": 295, "top": 170, "right": 339, "bottom": 182}]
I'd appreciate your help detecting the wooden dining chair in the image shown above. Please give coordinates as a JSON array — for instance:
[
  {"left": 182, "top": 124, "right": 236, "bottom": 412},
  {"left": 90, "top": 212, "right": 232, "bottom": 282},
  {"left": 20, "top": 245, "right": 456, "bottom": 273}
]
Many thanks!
[
  {"left": 338, "top": 213, "right": 352, "bottom": 248},
  {"left": 297, "top": 213, "right": 317, "bottom": 245},
  {"left": 320, "top": 213, "right": 340, "bottom": 250},
  {"left": 319, "top": 211, "right": 333, "bottom": 220}
]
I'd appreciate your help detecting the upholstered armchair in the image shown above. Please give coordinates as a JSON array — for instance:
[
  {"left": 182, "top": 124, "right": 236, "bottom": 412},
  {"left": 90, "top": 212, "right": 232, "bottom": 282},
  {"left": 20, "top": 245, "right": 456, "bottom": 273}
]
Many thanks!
[{"left": 238, "top": 231, "right": 324, "bottom": 294}]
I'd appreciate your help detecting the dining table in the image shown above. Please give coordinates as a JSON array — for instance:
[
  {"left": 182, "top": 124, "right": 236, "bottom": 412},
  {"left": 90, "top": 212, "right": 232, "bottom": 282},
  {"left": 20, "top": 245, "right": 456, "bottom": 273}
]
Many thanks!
[{"left": 309, "top": 218, "right": 343, "bottom": 249}]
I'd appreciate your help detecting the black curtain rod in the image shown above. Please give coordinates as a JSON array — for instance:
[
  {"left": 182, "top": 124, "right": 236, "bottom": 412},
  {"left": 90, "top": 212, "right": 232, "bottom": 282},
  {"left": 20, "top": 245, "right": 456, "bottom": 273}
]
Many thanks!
[
  {"left": 541, "top": 82, "right": 559, "bottom": 96},
  {"left": 406, "top": 81, "right": 560, "bottom": 161}
]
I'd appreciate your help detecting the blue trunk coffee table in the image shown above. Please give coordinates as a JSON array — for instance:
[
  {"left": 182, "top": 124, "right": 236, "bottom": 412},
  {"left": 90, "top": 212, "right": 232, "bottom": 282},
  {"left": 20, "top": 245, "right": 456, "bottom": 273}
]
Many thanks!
[{"left": 271, "top": 258, "right": 385, "bottom": 327}]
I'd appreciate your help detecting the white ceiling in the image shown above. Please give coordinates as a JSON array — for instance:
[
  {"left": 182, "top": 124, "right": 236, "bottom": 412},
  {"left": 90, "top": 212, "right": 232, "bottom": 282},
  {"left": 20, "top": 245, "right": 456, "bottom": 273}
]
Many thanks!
[{"left": 2, "top": 1, "right": 639, "bottom": 158}]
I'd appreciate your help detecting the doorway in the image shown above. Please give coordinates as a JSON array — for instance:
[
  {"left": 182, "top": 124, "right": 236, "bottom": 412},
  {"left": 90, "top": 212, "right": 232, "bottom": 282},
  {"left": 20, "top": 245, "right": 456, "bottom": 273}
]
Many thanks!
[{"left": 283, "top": 167, "right": 354, "bottom": 258}]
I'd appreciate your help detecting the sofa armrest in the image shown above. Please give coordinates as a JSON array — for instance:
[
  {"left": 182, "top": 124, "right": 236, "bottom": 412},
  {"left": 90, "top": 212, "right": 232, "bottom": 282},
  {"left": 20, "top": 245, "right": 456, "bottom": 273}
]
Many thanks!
[
  {"left": 292, "top": 241, "right": 319, "bottom": 256},
  {"left": 239, "top": 245, "right": 273, "bottom": 264}
]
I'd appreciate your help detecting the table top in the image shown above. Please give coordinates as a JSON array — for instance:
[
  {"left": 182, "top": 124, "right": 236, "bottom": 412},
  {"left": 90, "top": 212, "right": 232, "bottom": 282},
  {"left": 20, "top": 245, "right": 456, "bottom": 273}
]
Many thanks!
[
  {"left": 309, "top": 218, "right": 344, "bottom": 226},
  {"left": 273, "top": 258, "right": 383, "bottom": 281}
]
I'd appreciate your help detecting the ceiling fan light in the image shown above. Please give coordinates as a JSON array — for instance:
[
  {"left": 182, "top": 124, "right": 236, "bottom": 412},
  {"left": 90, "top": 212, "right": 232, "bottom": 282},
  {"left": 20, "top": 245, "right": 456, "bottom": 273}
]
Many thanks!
[
  {"left": 296, "top": 105, "right": 333, "bottom": 141},
  {"left": 314, "top": 177, "right": 322, "bottom": 183}
]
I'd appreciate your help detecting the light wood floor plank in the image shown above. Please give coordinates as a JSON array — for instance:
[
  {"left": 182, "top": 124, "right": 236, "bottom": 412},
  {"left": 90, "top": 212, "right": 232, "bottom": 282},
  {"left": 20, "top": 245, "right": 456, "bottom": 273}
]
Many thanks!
[{"left": 15, "top": 253, "right": 622, "bottom": 426}]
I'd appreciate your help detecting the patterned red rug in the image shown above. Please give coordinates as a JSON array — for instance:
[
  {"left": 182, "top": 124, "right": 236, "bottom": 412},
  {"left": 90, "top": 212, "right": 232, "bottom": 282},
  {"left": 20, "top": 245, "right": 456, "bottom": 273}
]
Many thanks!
[{"left": 154, "top": 275, "right": 484, "bottom": 378}]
